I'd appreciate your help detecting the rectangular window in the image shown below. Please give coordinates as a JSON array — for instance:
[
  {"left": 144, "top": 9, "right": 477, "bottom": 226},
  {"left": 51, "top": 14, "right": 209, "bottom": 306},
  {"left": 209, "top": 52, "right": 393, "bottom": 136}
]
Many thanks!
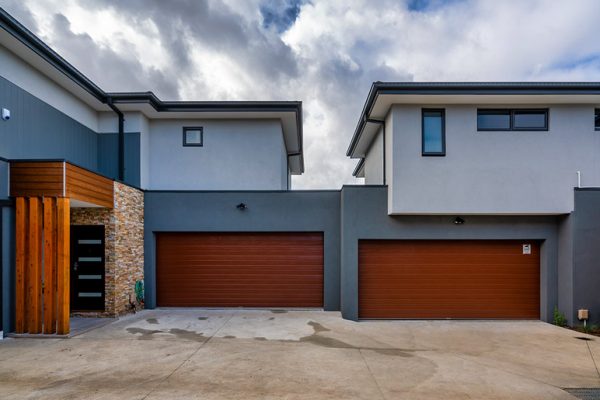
[
  {"left": 477, "top": 109, "right": 548, "bottom": 131},
  {"left": 595, "top": 109, "right": 600, "bottom": 130},
  {"left": 422, "top": 109, "right": 445, "bottom": 156},
  {"left": 477, "top": 109, "right": 510, "bottom": 130},
  {"left": 512, "top": 110, "right": 548, "bottom": 130},
  {"left": 183, "top": 127, "right": 203, "bottom": 146}
]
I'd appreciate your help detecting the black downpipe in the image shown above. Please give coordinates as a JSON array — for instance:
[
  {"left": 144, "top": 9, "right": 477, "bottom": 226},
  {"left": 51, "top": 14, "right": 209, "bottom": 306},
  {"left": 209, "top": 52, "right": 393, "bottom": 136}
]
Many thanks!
[
  {"left": 365, "top": 117, "right": 386, "bottom": 185},
  {"left": 107, "top": 98, "right": 125, "bottom": 181}
]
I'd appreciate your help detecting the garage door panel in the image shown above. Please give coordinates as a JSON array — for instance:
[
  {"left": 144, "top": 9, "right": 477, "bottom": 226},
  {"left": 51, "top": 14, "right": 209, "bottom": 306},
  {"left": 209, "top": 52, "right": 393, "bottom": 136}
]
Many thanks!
[
  {"left": 359, "top": 240, "right": 540, "bottom": 319},
  {"left": 157, "top": 232, "right": 324, "bottom": 307}
]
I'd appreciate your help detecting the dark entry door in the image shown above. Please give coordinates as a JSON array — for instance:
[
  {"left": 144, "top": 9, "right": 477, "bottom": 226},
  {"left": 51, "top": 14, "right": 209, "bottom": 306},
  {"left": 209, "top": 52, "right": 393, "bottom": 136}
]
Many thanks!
[{"left": 71, "top": 225, "right": 105, "bottom": 311}]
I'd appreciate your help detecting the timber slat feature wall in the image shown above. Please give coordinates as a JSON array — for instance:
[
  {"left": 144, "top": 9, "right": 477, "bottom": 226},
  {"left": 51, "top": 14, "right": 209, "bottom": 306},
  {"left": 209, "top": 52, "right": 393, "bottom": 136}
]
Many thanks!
[
  {"left": 156, "top": 232, "right": 324, "bottom": 307},
  {"left": 65, "top": 163, "right": 113, "bottom": 208},
  {"left": 15, "top": 197, "right": 70, "bottom": 334},
  {"left": 10, "top": 161, "right": 114, "bottom": 208}
]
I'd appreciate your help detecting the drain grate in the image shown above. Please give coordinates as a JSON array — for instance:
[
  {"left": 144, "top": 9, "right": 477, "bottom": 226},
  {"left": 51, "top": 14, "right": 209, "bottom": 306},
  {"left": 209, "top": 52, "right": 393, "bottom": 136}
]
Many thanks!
[
  {"left": 576, "top": 336, "right": 595, "bottom": 341},
  {"left": 564, "top": 388, "right": 600, "bottom": 400}
]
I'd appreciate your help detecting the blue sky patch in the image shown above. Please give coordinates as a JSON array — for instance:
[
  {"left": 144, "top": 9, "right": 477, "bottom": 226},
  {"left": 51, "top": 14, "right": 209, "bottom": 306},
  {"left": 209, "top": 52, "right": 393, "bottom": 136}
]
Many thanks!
[{"left": 260, "top": 0, "right": 307, "bottom": 33}]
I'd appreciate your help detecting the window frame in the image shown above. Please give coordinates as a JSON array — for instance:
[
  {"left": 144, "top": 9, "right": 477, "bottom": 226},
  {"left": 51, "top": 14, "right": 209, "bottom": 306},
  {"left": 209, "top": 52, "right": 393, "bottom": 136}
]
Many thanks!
[
  {"left": 182, "top": 126, "right": 204, "bottom": 147},
  {"left": 421, "top": 108, "right": 446, "bottom": 157},
  {"left": 477, "top": 108, "right": 549, "bottom": 131},
  {"left": 595, "top": 108, "right": 600, "bottom": 131}
]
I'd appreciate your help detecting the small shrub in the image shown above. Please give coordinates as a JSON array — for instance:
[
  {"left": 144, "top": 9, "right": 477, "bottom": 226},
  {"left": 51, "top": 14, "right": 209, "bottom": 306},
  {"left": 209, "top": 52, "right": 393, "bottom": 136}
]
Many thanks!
[{"left": 553, "top": 306, "right": 568, "bottom": 327}]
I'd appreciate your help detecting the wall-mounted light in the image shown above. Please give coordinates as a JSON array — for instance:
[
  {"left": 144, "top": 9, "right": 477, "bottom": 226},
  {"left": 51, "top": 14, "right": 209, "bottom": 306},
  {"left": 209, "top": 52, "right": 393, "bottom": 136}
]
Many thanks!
[
  {"left": 236, "top": 203, "right": 247, "bottom": 211},
  {"left": 1, "top": 108, "right": 10, "bottom": 121},
  {"left": 453, "top": 216, "right": 465, "bottom": 225}
]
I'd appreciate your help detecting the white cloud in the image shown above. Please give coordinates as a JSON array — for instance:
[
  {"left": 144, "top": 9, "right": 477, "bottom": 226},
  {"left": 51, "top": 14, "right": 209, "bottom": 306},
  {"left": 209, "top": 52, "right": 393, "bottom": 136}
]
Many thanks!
[{"left": 3, "top": 0, "right": 600, "bottom": 188}]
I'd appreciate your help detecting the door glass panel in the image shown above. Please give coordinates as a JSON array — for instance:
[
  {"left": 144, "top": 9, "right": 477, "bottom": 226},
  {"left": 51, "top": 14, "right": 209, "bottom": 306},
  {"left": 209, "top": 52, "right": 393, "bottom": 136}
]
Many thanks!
[
  {"left": 78, "top": 275, "right": 102, "bottom": 280},
  {"left": 78, "top": 292, "right": 102, "bottom": 297},
  {"left": 78, "top": 257, "right": 102, "bottom": 262},
  {"left": 78, "top": 239, "right": 102, "bottom": 245}
]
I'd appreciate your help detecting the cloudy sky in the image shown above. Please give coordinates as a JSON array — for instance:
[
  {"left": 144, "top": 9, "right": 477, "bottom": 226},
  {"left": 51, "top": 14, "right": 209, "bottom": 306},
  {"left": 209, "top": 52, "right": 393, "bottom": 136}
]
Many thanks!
[{"left": 3, "top": 0, "right": 600, "bottom": 188}]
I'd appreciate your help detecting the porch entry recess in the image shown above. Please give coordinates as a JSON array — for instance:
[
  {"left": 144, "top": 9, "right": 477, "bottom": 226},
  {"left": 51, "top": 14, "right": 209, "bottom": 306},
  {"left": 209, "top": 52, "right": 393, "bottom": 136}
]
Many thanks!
[
  {"left": 15, "top": 197, "right": 70, "bottom": 334},
  {"left": 71, "top": 225, "right": 105, "bottom": 311}
]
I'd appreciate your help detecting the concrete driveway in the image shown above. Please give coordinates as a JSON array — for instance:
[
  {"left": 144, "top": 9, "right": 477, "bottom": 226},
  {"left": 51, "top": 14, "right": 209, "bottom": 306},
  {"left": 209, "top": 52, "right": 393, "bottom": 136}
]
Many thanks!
[{"left": 0, "top": 310, "right": 599, "bottom": 399}]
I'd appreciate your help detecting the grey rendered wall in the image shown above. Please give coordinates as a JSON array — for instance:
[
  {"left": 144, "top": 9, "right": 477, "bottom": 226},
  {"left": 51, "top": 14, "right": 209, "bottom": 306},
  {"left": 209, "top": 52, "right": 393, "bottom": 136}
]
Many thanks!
[
  {"left": 363, "top": 127, "right": 384, "bottom": 185},
  {"left": 1, "top": 207, "right": 14, "bottom": 333},
  {"left": 0, "top": 76, "right": 98, "bottom": 169},
  {"left": 148, "top": 120, "right": 288, "bottom": 190},
  {"left": 571, "top": 189, "right": 600, "bottom": 325},
  {"left": 0, "top": 159, "right": 8, "bottom": 199},
  {"left": 97, "top": 132, "right": 141, "bottom": 187},
  {"left": 557, "top": 213, "right": 574, "bottom": 324},
  {"left": 389, "top": 104, "right": 600, "bottom": 214},
  {"left": 144, "top": 190, "right": 341, "bottom": 310},
  {"left": 341, "top": 185, "right": 560, "bottom": 321}
]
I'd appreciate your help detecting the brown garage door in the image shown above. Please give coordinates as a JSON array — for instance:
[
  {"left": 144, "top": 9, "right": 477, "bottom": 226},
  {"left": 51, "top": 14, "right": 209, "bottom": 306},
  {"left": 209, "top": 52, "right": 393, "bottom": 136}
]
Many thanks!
[
  {"left": 157, "top": 232, "right": 323, "bottom": 307},
  {"left": 359, "top": 240, "right": 540, "bottom": 319}
]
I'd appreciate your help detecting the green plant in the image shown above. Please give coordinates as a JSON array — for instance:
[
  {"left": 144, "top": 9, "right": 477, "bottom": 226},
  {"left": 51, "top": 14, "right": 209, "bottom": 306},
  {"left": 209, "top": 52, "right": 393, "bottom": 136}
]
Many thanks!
[
  {"left": 135, "top": 280, "right": 144, "bottom": 304},
  {"left": 553, "top": 306, "right": 567, "bottom": 327}
]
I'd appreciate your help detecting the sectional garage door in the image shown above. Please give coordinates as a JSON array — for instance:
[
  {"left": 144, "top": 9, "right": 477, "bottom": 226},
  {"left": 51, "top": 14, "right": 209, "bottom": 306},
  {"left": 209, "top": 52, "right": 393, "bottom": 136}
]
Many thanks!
[
  {"left": 156, "top": 232, "right": 323, "bottom": 307},
  {"left": 359, "top": 240, "right": 540, "bottom": 319}
]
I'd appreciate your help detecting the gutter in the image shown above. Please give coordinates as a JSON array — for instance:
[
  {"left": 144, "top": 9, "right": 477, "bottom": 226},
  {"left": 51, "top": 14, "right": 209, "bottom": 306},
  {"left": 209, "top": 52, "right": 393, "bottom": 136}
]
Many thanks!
[{"left": 106, "top": 98, "right": 125, "bottom": 181}]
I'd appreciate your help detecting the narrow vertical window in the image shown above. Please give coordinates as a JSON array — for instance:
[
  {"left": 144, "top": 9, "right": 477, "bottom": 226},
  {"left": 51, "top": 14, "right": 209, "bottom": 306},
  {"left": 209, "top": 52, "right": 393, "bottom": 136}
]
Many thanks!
[
  {"left": 422, "top": 109, "right": 445, "bottom": 156},
  {"left": 595, "top": 109, "right": 600, "bottom": 131}
]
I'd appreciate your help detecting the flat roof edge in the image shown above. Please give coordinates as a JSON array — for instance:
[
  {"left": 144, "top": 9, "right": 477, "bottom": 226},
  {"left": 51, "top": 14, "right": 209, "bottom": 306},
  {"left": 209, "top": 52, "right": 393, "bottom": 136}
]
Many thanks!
[{"left": 347, "top": 81, "right": 600, "bottom": 157}]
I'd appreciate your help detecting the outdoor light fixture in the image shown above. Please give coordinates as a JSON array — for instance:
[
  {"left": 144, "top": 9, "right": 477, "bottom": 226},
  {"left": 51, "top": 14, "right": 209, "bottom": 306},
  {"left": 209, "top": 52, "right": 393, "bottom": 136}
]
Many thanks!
[
  {"left": 236, "top": 203, "right": 247, "bottom": 210},
  {"left": 453, "top": 216, "right": 465, "bottom": 225}
]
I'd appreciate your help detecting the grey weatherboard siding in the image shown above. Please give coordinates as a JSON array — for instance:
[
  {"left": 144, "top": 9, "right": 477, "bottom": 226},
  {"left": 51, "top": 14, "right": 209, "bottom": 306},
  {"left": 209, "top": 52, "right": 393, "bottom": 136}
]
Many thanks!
[
  {"left": 143, "top": 190, "right": 341, "bottom": 310},
  {"left": 340, "top": 185, "right": 560, "bottom": 322},
  {"left": 97, "top": 132, "right": 141, "bottom": 187},
  {"left": 0, "top": 75, "right": 97, "bottom": 168},
  {"left": 0, "top": 76, "right": 141, "bottom": 186}
]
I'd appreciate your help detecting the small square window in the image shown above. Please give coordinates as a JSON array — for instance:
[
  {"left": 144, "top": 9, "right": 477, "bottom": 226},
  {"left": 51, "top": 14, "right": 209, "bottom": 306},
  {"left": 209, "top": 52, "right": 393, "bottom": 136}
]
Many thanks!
[
  {"left": 595, "top": 109, "right": 600, "bottom": 131},
  {"left": 183, "top": 127, "right": 203, "bottom": 146}
]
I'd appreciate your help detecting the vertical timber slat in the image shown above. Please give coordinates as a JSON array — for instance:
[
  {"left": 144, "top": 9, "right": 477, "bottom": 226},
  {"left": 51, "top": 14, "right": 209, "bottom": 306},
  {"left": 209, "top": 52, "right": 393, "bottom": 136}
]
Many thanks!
[
  {"left": 15, "top": 197, "right": 27, "bottom": 334},
  {"left": 43, "top": 198, "right": 57, "bottom": 334},
  {"left": 56, "top": 198, "right": 70, "bottom": 335},
  {"left": 27, "top": 197, "right": 43, "bottom": 333}
]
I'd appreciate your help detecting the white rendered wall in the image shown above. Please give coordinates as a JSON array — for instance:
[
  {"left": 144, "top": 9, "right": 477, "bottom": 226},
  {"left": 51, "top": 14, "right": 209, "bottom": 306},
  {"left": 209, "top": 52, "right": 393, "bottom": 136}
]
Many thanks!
[
  {"left": 388, "top": 104, "right": 600, "bottom": 214},
  {"left": 148, "top": 119, "right": 288, "bottom": 190}
]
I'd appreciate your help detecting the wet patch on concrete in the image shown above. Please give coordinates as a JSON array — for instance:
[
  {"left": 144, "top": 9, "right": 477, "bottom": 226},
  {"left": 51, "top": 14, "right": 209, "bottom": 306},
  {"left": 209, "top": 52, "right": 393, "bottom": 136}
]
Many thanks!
[
  {"left": 268, "top": 317, "right": 275, "bottom": 321},
  {"left": 270, "top": 310, "right": 288, "bottom": 314},
  {"left": 295, "top": 321, "right": 416, "bottom": 357},
  {"left": 308, "top": 321, "right": 330, "bottom": 333},
  {"left": 223, "top": 335, "right": 236, "bottom": 339},
  {"left": 126, "top": 327, "right": 206, "bottom": 342},
  {"left": 126, "top": 328, "right": 163, "bottom": 340},
  {"left": 168, "top": 329, "right": 206, "bottom": 342},
  {"left": 254, "top": 337, "right": 267, "bottom": 341},
  {"left": 198, "top": 317, "right": 208, "bottom": 320},
  {"left": 146, "top": 318, "right": 159, "bottom": 325}
]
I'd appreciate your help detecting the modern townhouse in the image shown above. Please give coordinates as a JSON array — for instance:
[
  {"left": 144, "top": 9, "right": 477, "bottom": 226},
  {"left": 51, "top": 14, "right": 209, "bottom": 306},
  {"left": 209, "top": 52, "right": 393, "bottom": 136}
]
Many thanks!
[
  {"left": 1, "top": 8, "right": 599, "bottom": 338},
  {"left": 346, "top": 82, "right": 600, "bottom": 324}
]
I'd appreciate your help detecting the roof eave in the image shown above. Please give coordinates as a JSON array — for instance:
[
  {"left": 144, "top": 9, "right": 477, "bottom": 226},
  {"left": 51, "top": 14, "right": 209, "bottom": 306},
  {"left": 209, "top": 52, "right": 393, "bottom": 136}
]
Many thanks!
[{"left": 347, "top": 81, "right": 600, "bottom": 158}]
